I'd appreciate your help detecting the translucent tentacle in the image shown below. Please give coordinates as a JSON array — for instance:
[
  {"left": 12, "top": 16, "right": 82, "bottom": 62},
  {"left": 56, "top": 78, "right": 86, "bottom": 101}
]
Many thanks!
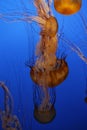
[{"left": 59, "top": 35, "right": 87, "bottom": 63}]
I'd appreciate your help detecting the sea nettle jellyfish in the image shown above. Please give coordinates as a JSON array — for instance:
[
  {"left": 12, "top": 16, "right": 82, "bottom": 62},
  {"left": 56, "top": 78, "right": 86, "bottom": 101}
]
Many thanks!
[
  {"left": 30, "top": 0, "right": 69, "bottom": 88},
  {"left": 33, "top": 84, "right": 56, "bottom": 123},
  {"left": 28, "top": 0, "right": 68, "bottom": 123},
  {"left": 54, "top": 0, "right": 82, "bottom": 15}
]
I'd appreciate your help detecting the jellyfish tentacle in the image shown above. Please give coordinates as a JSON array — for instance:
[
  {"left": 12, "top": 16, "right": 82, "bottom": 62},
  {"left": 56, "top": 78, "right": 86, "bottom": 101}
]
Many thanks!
[
  {"left": 0, "top": 81, "right": 13, "bottom": 115},
  {"left": 60, "top": 36, "right": 87, "bottom": 63},
  {"left": 0, "top": 81, "right": 22, "bottom": 130},
  {"left": 39, "top": 86, "right": 51, "bottom": 111},
  {"left": 79, "top": 12, "right": 87, "bottom": 34}
]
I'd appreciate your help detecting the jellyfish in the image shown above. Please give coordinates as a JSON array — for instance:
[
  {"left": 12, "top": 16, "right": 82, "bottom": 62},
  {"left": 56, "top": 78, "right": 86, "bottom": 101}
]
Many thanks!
[
  {"left": 54, "top": 0, "right": 82, "bottom": 15},
  {"left": 83, "top": 67, "right": 87, "bottom": 103},
  {"left": 84, "top": 97, "right": 87, "bottom": 103},
  {"left": 29, "top": 0, "right": 69, "bottom": 88},
  {"left": 30, "top": 59, "right": 68, "bottom": 87},
  {"left": 84, "top": 77, "right": 87, "bottom": 104},
  {"left": 33, "top": 84, "right": 56, "bottom": 123},
  {"left": 0, "top": 81, "right": 22, "bottom": 130}
]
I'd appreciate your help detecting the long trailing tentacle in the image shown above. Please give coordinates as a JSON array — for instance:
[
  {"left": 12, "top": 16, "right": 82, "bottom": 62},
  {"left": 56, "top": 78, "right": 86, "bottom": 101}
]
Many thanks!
[{"left": 59, "top": 35, "right": 87, "bottom": 64}]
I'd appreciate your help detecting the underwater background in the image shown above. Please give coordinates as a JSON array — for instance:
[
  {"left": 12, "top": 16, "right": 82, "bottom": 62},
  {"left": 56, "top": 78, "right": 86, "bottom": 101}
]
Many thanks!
[{"left": 0, "top": 0, "right": 87, "bottom": 130}]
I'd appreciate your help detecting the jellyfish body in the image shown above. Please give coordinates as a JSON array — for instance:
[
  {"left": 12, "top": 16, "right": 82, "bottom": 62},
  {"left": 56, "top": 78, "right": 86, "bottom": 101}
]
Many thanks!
[
  {"left": 29, "top": 1, "right": 69, "bottom": 88},
  {"left": 40, "top": 16, "right": 58, "bottom": 37},
  {"left": 33, "top": 84, "right": 56, "bottom": 123},
  {"left": 34, "top": 107, "right": 56, "bottom": 123},
  {"left": 54, "top": 0, "right": 82, "bottom": 15},
  {"left": 30, "top": 59, "right": 68, "bottom": 87}
]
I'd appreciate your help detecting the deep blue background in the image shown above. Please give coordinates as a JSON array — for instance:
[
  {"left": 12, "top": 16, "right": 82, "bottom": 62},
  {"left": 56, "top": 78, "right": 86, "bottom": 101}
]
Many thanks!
[{"left": 0, "top": 0, "right": 87, "bottom": 130}]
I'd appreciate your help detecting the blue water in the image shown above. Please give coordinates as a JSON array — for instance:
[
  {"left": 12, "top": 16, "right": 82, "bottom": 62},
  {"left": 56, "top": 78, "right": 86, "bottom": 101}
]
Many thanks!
[{"left": 0, "top": 0, "right": 87, "bottom": 130}]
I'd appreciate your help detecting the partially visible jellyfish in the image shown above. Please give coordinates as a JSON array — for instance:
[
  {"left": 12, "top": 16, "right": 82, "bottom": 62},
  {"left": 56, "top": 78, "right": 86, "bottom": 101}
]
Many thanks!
[
  {"left": 54, "top": 0, "right": 82, "bottom": 15},
  {"left": 0, "top": 81, "right": 22, "bottom": 130},
  {"left": 83, "top": 69, "right": 87, "bottom": 103},
  {"left": 84, "top": 97, "right": 87, "bottom": 103},
  {"left": 84, "top": 76, "right": 87, "bottom": 103},
  {"left": 84, "top": 94, "right": 87, "bottom": 103},
  {"left": 33, "top": 84, "right": 56, "bottom": 123}
]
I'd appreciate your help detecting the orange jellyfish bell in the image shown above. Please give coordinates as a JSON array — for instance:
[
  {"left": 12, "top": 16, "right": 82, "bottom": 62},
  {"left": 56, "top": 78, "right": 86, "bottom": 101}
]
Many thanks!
[
  {"left": 54, "top": 0, "right": 82, "bottom": 15},
  {"left": 40, "top": 16, "right": 58, "bottom": 37},
  {"left": 84, "top": 97, "right": 87, "bottom": 103},
  {"left": 30, "top": 59, "right": 68, "bottom": 88},
  {"left": 34, "top": 107, "right": 56, "bottom": 123}
]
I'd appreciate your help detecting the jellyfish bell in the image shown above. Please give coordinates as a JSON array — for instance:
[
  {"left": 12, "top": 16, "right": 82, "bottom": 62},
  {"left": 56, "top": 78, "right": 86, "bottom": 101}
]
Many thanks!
[
  {"left": 84, "top": 97, "right": 87, "bottom": 103},
  {"left": 54, "top": 0, "right": 82, "bottom": 15},
  {"left": 30, "top": 59, "right": 69, "bottom": 87},
  {"left": 40, "top": 16, "right": 58, "bottom": 37},
  {"left": 34, "top": 106, "right": 56, "bottom": 123}
]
